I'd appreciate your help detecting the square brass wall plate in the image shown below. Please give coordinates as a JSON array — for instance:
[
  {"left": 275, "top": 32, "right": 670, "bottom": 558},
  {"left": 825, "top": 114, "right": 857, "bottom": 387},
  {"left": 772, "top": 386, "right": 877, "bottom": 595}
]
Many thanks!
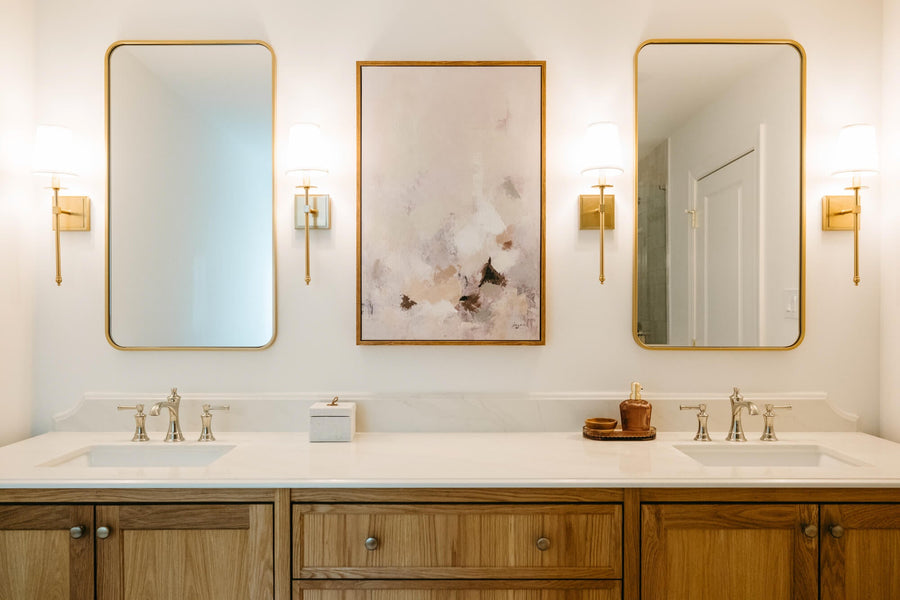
[
  {"left": 52, "top": 196, "right": 91, "bottom": 231},
  {"left": 294, "top": 194, "right": 331, "bottom": 230},
  {"left": 579, "top": 194, "right": 615, "bottom": 230},
  {"left": 822, "top": 195, "right": 856, "bottom": 231}
]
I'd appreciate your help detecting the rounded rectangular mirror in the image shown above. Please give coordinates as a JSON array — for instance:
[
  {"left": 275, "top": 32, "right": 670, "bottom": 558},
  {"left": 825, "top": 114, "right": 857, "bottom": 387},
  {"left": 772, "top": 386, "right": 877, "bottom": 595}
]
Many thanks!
[
  {"left": 106, "top": 41, "right": 276, "bottom": 349},
  {"left": 634, "top": 40, "right": 805, "bottom": 349}
]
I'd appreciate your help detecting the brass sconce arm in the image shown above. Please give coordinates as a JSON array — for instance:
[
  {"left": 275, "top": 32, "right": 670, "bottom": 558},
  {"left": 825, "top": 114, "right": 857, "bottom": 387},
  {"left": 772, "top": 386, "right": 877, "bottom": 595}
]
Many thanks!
[{"left": 824, "top": 123, "right": 878, "bottom": 286}]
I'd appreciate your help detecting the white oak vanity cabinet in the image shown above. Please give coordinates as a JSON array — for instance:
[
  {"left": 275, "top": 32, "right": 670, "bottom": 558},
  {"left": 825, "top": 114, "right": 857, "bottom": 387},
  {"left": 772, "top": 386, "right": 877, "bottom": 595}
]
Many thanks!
[
  {"left": 3, "top": 487, "right": 900, "bottom": 600},
  {"left": 0, "top": 490, "right": 276, "bottom": 600}
]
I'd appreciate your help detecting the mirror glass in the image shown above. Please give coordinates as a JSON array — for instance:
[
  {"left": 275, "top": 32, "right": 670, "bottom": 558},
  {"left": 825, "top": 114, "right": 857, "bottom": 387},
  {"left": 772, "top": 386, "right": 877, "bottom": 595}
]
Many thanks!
[
  {"left": 107, "top": 42, "right": 275, "bottom": 349},
  {"left": 635, "top": 41, "right": 804, "bottom": 348}
]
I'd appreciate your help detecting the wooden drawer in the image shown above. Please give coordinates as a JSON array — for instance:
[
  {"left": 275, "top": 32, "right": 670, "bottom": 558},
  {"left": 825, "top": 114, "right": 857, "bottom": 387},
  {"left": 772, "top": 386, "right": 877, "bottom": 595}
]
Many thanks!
[
  {"left": 293, "top": 503, "right": 621, "bottom": 579},
  {"left": 293, "top": 580, "right": 621, "bottom": 599}
]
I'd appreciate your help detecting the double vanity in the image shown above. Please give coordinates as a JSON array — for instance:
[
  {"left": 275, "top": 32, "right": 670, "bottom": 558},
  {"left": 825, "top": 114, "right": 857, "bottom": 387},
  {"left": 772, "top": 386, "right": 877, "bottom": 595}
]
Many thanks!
[{"left": 2, "top": 429, "right": 900, "bottom": 599}]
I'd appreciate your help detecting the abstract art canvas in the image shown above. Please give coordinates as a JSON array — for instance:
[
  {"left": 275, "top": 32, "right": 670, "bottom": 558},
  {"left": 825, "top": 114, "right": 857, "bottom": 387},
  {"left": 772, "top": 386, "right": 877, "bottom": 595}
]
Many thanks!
[{"left": 357, "top": 61, "right": 545, "bottom": 344}]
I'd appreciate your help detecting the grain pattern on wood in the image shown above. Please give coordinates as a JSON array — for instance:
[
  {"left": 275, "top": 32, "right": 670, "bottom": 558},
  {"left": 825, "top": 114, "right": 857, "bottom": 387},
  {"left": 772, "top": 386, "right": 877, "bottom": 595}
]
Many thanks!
[
  {"left": 623, "top": 489, "right": 640, "bottom": 600},
  {"left": 641, "top": 503, "right": 817, "bottom": 600},
  {"left": 0, "top": 488, "right": 275, "bottom": 503},
  {"left": 0, "top": 504, "right": 93, "bottom": 600},
  {"left": 96, "top": 503, "right": 273, "bottom": 600},
  {"left": 821, "top": 504, "right": 900, "bottom": 600},
  {"left": 290, "top": 488, "right": 624, "bottom": 503},
  {"left": 293, "top": 579, "right": 621, "bottom": 599},
  {"left": 276, "top": 489, "right": 292, "bottom": 600},
  {"left": 116, "top": 504, "right": 250, "bottom": 529},
  {"left": 637, "top": 488, "right": 900, "bottom": 503},
  {"left": 293, "top": 503, "right": 621, "bottom": 579}
]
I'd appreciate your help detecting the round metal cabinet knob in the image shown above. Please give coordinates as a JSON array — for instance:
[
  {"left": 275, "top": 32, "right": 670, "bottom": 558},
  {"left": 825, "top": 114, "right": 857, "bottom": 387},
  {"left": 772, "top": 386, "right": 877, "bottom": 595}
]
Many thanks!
[
  {"left": 364, "top": 536, "right": 379, "bottom": 551},
  {"left": 69, "top": 525, "right": 86, "bottom": 539},
  {"left": 536, "top": 537, "right": 551, "bottom": 551},
  {"left": 96, "top": 526, "right": 111, "bottom": 539},
  {"left": 803, "top": 524, "right": 818, "bottom": 538},
  {"left": 830, "top": 525, "right": 845, "bottom": 538}
]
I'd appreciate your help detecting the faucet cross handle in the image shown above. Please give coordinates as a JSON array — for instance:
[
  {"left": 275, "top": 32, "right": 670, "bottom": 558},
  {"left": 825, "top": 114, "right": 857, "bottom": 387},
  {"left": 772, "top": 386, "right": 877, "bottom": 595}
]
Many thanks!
[
  {"left": 117, "top": 404, "right": 149, "bottom": 442},
  {"left": 760, "top": 404, "right": 792, "bottom": 442},
  {"left": 680, "top": 404, "right": 711, "bottom": 442},
  {"left": 198, "top": 404, "right": 230, "bottom": 442}
]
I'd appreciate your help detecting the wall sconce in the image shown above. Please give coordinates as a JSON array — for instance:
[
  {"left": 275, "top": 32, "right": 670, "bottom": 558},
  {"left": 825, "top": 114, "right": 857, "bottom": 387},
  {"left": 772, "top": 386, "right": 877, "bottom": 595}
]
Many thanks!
[
  {"left": 580, "top": 122, "right": 623, "bottom": 283},
  {"left": 286, "top": 123, "right": 330, "bottom": 286},
  {"left": 32, "top": 125, "right": 91, "bottom": 286},
  {"left": 822, "top": 123, "right": 879, "bottom": 286}
]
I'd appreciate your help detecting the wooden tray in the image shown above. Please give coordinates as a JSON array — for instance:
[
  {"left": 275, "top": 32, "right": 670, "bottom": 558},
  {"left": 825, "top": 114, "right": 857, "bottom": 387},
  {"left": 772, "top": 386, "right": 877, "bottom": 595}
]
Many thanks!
[{"left": 582, "top": 426, "right": 656, "bottom": 441}]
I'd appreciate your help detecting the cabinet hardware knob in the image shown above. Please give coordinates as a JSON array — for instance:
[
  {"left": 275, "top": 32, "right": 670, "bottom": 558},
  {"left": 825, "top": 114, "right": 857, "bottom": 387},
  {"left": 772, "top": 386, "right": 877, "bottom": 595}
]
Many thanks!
[
  {"left": 536, "top": 537, "right": 551, "bottom": 551},
  {"left": 830, "top": 525, "right": 845, "bottom": 538},
  {"left": 96, "top": 526, "right": 111, "bottom": 539},
  {"left": 803, "top": 524, "right": 818, "bottom": 538},
  {"left": 69, "top": 525, "right": 86, "bottom": 539},
  {"left": 364, "top": 536, "right": 379, "bottom": 551}
]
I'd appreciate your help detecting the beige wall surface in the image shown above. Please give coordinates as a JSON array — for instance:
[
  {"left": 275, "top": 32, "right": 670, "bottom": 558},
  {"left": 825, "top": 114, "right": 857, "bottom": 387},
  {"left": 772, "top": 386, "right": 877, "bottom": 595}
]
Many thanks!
[
  {"left": 0, "top": 0, "right": 36, "bottom": 445},
  {"left": 16, "top": 0, "right": 887, "bottom": 436}
]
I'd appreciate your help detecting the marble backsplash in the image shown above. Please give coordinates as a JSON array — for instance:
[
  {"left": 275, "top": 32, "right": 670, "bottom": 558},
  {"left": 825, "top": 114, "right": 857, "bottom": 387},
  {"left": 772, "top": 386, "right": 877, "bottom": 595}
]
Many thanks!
[{"left": 53, "top": 391, "right": 858, "bottom": 437}]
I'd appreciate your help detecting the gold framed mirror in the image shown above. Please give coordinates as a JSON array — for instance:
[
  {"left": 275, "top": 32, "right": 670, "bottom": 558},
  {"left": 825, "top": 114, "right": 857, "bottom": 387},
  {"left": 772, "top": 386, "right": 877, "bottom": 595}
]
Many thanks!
[
  {"left": 634, "top": 39, "right": 805, "bottom": 350},
  {"left": 105, "top": 41, "right": 277, "bottom": 350}
]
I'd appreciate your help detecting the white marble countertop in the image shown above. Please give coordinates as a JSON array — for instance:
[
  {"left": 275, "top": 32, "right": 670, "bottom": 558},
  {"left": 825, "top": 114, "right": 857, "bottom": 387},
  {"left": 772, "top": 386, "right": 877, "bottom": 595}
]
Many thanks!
[{"left": 1, "top": 431, "right": 899, "bottom": 488}]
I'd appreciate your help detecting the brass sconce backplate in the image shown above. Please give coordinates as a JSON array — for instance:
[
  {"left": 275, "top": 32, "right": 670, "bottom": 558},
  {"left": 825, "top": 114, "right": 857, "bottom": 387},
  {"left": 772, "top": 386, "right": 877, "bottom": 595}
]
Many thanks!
[
  {"left": 294, "top": 194, "right": 331, "bottom": 230},
  {"left": 52, "top": 196, "right": 91, "bottom": 231},
  {"left": 822, "top": 195, "right": 857, "bottom": 231},
  {"left": 579, "top": 194, "right": 615, "bottom": 230}
]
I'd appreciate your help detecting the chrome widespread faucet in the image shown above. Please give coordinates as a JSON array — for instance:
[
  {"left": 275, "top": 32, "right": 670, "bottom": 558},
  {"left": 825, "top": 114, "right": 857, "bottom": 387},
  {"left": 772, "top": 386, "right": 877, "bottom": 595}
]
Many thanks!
[
  {"left": 149, "top": 387, "right": 185, "bottom": 442},
  {"left": 725, "top": 387, "right": 759, "bottom": 442}
]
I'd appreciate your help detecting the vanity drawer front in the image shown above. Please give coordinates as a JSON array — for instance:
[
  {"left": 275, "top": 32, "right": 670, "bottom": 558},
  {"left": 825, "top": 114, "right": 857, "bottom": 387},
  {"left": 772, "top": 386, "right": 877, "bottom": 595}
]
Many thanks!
[
  {"left": 293, "top": 579, "right": 621, "bottom": 599},
  {"left": 293, "top": 503, "right": 621, "bottom": 579}
]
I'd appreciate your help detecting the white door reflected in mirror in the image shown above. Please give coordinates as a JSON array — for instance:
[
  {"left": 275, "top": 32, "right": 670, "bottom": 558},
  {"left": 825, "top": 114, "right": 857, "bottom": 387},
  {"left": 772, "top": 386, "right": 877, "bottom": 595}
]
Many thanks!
[{"left": 635, "top": 41, "right": 804, "bottom": 349}]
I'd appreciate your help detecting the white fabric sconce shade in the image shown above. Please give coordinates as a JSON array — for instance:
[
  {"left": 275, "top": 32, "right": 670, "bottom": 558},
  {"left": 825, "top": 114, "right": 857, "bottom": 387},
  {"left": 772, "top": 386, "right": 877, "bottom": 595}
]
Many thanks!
[
  {"left": 286, "top": 122, "right": 328, "bottom": 175},
  {"left": 581, "top": 122, "right": 624, "bottom": 177},
  {"left": 33, "top": 125, "right": 77, "bottom": 177},
  {"left": 832, "top": 123, "right": 879, "bottom": 176}
]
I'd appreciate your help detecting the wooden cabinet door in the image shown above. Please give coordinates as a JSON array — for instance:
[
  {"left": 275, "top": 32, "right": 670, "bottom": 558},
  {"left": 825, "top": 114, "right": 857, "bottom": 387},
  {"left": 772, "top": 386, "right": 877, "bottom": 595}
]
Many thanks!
[
  {"left": 294, "top": 503, "right": 622, "bottom": 579},
  {"left": 96, "top": 503, "right": 273, "bottom": 600},
  {"left": 293, "top": 580, "right": 621, "bottom": 599},
  {"left": 821, "top": 503, "right": 900, "bottom": 600},
  {"left": 0, "top": 504, "right": 93, "bottom": 600},
  {"left": 641, "top": 503, "right": 817, "bottom": 600}
]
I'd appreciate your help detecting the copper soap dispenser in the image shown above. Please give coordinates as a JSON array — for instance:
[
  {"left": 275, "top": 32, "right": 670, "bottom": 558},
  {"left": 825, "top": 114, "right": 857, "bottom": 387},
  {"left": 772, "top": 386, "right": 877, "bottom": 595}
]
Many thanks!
[{"left": 620, "top": 381, "right": 652, "bottom": 432}]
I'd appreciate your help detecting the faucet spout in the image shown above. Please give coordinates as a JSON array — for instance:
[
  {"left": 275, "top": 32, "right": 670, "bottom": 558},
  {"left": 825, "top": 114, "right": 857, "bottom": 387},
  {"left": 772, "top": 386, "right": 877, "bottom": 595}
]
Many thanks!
[
  {"left": 149, "top": 388, "right": 184, "bottom": 442},
  {"left": 726, "top": 387, "right": 758, "bottom": 442}
]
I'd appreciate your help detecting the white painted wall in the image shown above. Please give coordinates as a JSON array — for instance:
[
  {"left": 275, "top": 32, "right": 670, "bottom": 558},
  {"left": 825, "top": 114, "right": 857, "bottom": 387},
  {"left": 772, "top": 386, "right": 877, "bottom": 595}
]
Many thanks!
[
  {"left": 880, "top": 0, "right": 900, "bottom": 441},
  {"left": 0, "top": 0, "right": 36, "bottom": 446},
  {"left": 26, "top": 0, "right": 885, "bottom": 434}
]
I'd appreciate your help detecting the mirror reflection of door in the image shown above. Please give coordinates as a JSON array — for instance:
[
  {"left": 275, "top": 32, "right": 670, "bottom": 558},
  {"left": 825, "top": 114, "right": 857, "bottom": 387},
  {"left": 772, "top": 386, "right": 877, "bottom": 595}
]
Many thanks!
[
  {"left": 635, "top": 41, "right": 803, "bottom": 349},
  {"left": 692, "top": 150, "right": 759, "bottom": 346}
]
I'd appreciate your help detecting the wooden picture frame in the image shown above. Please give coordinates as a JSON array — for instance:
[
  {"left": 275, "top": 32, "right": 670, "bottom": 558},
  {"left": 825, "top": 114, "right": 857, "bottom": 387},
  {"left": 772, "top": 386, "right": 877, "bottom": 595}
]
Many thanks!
[{"left": 357, "top": 61, "right": 546, "bottom": 345}]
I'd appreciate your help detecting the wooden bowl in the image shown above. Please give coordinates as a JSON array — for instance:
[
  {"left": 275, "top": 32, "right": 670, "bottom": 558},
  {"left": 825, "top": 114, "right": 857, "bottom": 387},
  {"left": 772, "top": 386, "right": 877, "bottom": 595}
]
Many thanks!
[{"left": 584, "top": 417, "right": 618, "bottom": 431}]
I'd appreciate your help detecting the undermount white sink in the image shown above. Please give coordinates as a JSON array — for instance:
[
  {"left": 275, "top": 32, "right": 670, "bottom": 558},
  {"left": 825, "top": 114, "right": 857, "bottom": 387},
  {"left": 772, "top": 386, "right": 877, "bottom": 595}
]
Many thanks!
[
  {"left": 674, "top": 443, "right": 867, "bottom": 468},
  {"left": 41, "top": 443, "right": 236, "bottom": 468}
]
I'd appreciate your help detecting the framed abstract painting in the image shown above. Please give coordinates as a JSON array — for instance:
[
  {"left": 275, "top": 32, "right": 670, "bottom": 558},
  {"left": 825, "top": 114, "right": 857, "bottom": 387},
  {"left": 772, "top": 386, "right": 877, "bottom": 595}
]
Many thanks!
[{"left": 357, "top": 61, "right": 546, "bottom": 345}]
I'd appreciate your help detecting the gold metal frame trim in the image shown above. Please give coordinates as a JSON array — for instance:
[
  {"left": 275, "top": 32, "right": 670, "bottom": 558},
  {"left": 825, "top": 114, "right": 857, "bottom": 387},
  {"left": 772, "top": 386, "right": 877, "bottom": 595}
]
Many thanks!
[
  {"left": 632, "top": 39, "right": 806, "bottom": 351},
  {"left": 356, "top": 60, "right": 546, "bottom": 345},
  {"left": 104, "top": 40, "right": 278, "bottom": 351}
]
